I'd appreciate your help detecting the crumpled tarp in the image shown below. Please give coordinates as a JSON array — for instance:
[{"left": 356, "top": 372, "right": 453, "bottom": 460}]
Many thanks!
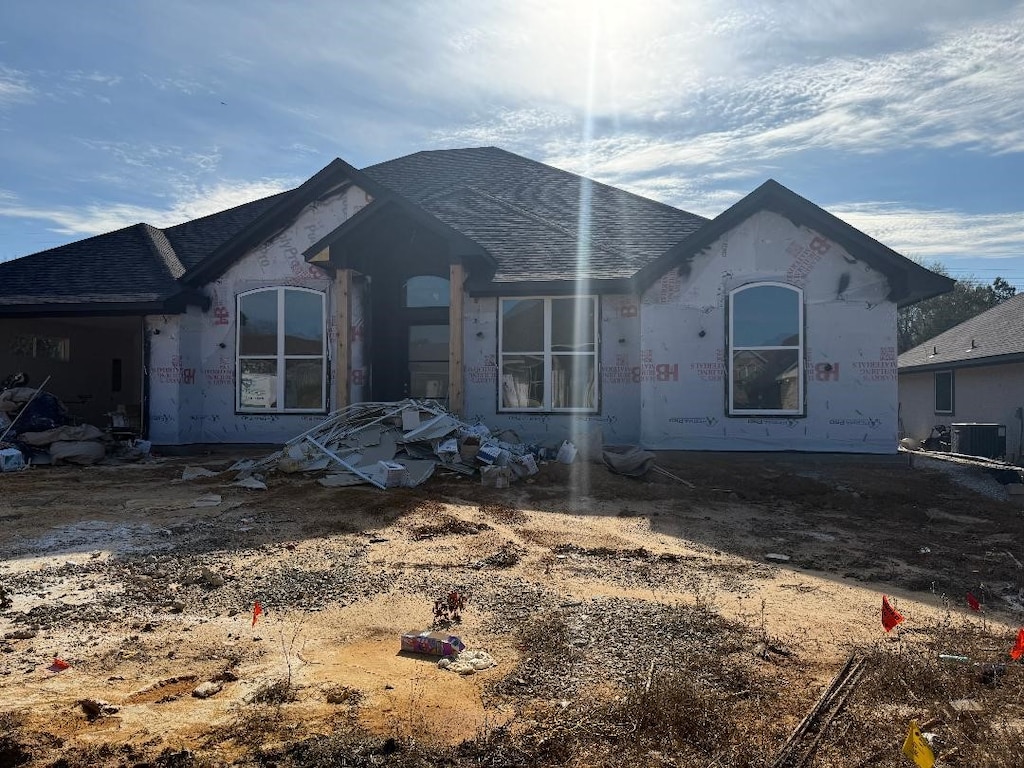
[
  {"left": 602, "top": 445, "right": 656, "bottom": 477},
  {"left": 18, "top": 424, "right": 105, "bottom": 447}
]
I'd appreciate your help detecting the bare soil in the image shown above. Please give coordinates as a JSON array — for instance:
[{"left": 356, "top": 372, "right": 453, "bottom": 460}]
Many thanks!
[{"left": 1, "top": 451, "right": 1022, "bottom": 767}]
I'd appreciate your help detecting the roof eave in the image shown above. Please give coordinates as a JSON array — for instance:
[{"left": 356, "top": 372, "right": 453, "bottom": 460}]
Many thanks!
[
  {"left": 898, "top": 351, "right": 1024, "bottom": 374},
  {"left": 0, "top": 288, "right": 208, "bottom": 318}
]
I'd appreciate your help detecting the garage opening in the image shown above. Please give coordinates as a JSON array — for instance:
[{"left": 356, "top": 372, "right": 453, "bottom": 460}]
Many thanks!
[{"left": 0, "top": 316, "right": 145, "bottom": 434}]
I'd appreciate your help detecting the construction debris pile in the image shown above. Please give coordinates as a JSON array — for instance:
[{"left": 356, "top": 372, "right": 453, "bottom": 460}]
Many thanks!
[
  {"left": 248, "top": 400, "right": 553, "bottom": 489},
  {"left": 0, "top": 381, "right": 146, "bottom": 469},
  {"left": 0, "top": 383, "right": 106, "bottom": 468}
]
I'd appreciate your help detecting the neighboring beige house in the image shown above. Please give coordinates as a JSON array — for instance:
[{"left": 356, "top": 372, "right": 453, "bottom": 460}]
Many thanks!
[{"left": 898, "top": 293, "right": 1024, "bottom": 461}]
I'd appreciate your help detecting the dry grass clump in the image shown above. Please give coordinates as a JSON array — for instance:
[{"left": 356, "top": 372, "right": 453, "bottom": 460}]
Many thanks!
[
  {"left": 478, "top": 503, "right": 528, "bottom": 525},
  {"left": 410, "top": 514, "right": 490, "bottom": 540},
  {"left": 814, "top": 620, "right": 1024, "bottom": 768}
]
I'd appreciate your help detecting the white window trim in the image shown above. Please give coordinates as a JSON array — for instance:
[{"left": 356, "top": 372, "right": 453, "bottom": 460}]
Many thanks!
[
  {"left": 728, "top": 282, "right": 804, "bottom": 417},
  {"left": 236, "top": 286, "right": 327, "bottom": 413},
  {"left": 934, "top": 369, "right": 954, "bottom": 415},
  {"left": 498, "top": 295, "right": 599, "bottom": 413}
]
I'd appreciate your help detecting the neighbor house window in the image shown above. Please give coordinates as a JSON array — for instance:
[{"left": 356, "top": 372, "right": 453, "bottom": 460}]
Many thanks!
[
  {"left": 934, "top": 370, "right": 954, "bottom": 415},
  {"left": 728, "top": 283, "right": 803, "bottom": 416},
  {"left": 499, "top": 296, "right": 598, "bottom": 412},
  {"left": 11, "top": 334, "right": 70, "bottom": 361},
  {"left": 237, "top": 287, "right": 326, "bottom": 412}
]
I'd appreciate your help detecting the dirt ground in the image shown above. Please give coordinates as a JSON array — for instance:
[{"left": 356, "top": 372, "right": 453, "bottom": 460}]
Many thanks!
[{"left": 1, "top": 450, "right": 1023, "bottom": 767}]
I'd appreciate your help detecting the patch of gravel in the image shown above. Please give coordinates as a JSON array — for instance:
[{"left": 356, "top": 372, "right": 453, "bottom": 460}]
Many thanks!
[
  {"left": 487, "top": 596, "right": 752, "bottom": 699},
  {"left": 912, "top": 455, "right": 1016, "bottom": 500}
]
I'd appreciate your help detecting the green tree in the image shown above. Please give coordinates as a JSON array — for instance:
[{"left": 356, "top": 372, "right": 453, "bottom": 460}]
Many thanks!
[{"left": 898, "top": 266, "right": 1017, "bottom": 352}]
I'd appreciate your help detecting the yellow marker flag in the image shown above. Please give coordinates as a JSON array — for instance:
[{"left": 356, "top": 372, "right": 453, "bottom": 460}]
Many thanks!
[{"left": 901, "top": 720, "right": 935, "bottom": 768}]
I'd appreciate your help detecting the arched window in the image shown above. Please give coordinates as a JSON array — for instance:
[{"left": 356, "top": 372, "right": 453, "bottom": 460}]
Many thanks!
[
  {"left": 728, "top": 283, "right": 803, "bottom": 416},
  {"left": 237, "top": 287, "right": 326, "bottom": 412}
]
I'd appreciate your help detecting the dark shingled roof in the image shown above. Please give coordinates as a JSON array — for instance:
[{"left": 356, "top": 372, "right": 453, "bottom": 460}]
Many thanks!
[
  {"left": 898, "top": 292, "right": 1024, "bottom": 372},
  {"left": 0, "top": 191, "right": 294, "bottom": 314},
  {"left": 0, "top": 223, "right": 183, "bottom": 309},
  {"left": 362, "top": 147, "right": 708, "bottom": 283},
  {"left": 163, "top": 190, "right": 293, "bottom": 271},
  {"left": 0, "top": 146, "right": 951, "bottom": 314}
]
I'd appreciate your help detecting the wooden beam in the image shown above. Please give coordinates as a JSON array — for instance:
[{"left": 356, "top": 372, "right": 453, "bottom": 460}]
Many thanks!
[
  {"left": 334, "top": 268, "right": 352, "bottom": 409},
  {"left": 448, "top": 263, "right": 465, "bottom": 415}
]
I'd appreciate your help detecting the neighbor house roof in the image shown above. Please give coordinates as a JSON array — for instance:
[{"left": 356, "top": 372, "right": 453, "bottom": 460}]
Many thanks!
[
  {"left": 0, "top": 147, "right": 951, "bottom": 314},
  {"left": 898, "top": 292, "right": 1024, "bottom": 372}
]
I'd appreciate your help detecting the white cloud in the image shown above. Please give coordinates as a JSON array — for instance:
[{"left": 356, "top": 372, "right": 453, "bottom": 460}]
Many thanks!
[
  {"left": 830, "top": 202, "right": 1024, "bottom": 262},
  {"left": 0, "top": 67, "right": 33, "bottom": 106},
  {"left": 66, "top": 71, "right": 122, "bottom": 87},
  {"left": 75, "top": 138, "right": 223, "bottom": 177},
  {"left": 430, "top": 4, "right": 1024, "bottom": 187},
  {"left": 0, "top": 178, "right": 297, "bottom": 238}
]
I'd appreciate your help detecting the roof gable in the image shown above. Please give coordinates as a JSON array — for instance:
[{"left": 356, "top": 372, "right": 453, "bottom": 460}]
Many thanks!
[
  {"left": 898, "top": 292, "right": 1024, "bottom": 371},
  {"left": 634, "top": 179, "right": 954, "bottom": 308},
  {"left": 179, "top": 157, "right": 393, "bottom": 286}
]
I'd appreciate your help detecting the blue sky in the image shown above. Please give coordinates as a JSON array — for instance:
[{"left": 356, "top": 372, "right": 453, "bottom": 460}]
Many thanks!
[{"left": 2, "top": 0, "right": 1024, "bottom": 289}]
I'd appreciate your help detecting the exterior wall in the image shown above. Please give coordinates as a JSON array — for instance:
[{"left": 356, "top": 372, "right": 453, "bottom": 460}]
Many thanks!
[
  {"left": 461, "top": 293, "right": 642, "bottom": 444},
  {"left": 899, "top": 363, "right": 1024, "bottom": 462},
  {"left": 640, "top": 210, "right": 898, "bottom": 453},
  {"left": 146, "top": 185, "right": 370, "bottom": 444}
]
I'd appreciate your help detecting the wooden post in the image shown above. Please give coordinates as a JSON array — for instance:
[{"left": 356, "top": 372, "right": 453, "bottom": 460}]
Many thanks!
[
  {"left": 334, "top": 268, "right": 352, "bottom": 410},
  {"left": 448, "top": 262, "right": 465, "bottom": 415}
]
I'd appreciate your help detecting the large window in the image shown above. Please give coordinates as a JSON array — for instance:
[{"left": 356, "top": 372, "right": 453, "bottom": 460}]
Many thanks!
[
  {"left": 237, "top": 287, "right": 326, "bottom": 412},
  {"left": 728, "top": 283, "right": 803, "bottom": 416},
  {"left": 934, "top": 370, "right": 954, "bottom": 415},
  {"left": 499, "top": 296, "right": 598, "bottom": 412}
]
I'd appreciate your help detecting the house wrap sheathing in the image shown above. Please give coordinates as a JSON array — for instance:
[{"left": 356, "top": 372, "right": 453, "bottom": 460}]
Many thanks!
[
  {"left": 460, "top": 210, "right": 898, "bottom": 453},
  {"left": 146, "top": 185, "right": 371, "bottom": 445}
]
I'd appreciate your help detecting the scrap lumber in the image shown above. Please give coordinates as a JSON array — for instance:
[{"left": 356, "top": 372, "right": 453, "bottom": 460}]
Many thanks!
[{"left": 769, "top": 651, "right": 866, "bottom": 768}]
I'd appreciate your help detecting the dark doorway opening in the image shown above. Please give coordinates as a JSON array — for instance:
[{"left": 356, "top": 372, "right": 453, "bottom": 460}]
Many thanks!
[{"left": 370, "top": 274, "right": 449, "bottom": 401}]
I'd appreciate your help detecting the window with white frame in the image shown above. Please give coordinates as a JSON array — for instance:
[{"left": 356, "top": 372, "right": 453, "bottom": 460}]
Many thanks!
[
  {"left": 237, "top": 287, "right": 326, "bottom": 412},
  {"left": 728, "top": 282, "right": 803, "bottom": 416},
  {"left": 499, "top": 296, "right": 598, "bottom": 412},
  {"left": 934, "top": 370, "right": 954, "bottom": 414}
]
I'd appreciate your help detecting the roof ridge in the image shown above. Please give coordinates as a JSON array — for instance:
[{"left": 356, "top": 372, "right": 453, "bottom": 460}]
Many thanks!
[{"left": 140, "top": 223, "right": 186, "bottom": 280}]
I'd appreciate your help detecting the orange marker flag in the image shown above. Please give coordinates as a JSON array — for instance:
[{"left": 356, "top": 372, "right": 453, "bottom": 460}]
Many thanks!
[
  {"left": 966, "top": 592, "right": 981, "bottom": 612},
  {"left": 252, "top": 600, "right": 263, "bottom": 627},
  {"left": 882, "top": 595, "right": 905, "bottom": 632},
  {"left": 1010, "top": 627, "right": 1024, "bottom": 661}
]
